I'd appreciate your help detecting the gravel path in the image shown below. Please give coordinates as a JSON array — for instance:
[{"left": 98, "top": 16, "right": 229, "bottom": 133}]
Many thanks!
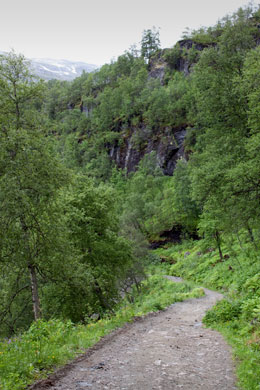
[{"left": 31, "top": 278, "right": 237, "bottom": 390}]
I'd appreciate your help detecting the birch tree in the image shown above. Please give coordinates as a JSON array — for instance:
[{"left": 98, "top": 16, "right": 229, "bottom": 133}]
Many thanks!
[{"left": 0, "top": 52, "right": 68, "bottom": 324}]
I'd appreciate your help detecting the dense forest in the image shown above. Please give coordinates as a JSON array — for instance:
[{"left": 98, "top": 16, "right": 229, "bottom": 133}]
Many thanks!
[{"left": 1, "top": 4, "right": 260, "bottom": 389}]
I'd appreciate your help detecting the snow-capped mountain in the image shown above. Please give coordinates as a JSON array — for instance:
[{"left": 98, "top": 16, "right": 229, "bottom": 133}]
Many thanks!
[
  {"left": 30, "top": 58, "right": 97, "bottom": 81},
  {"left": 0, "top": 51, "right": 98, "bottom": 80}
]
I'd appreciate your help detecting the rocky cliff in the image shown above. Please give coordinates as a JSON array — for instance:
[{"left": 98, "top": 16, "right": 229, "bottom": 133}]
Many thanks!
[
  {"left": 107, "top": 39, "right": 209, "bottom": 175},
  {"left": 109, "top": 125, "right": 186, "bottom": 176}
]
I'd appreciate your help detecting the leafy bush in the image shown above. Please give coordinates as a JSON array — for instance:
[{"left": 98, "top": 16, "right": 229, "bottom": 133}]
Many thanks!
[
  {"left": 25, "top": 319, "right": 74, "bottom": 342},
  {"left": 163, "top": 45, "right": 182, "bottom": 69},
  {"left": 241, "top": 298, "right": 260, "bottom": 321},
  {"left": 203, "top": 299, "right": 241, "bottom": 325}
]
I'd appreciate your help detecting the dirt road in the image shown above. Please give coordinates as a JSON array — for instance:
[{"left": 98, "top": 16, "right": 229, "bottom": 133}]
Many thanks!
[{"left": 32, "top": 277, "right": 236, "bottom": 389}]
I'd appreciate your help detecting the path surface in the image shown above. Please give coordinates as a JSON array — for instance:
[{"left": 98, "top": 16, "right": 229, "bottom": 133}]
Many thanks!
[{"left": 32, "top": 277, "right": 237, "bottom": 390}]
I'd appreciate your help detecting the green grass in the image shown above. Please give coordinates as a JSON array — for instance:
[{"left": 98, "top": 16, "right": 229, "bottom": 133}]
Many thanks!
[
  {"left": 155, "top": 240, "right": 260, "bottom": 390},
  {"left": 0, "top": 269, "right": 203, "bottom": 390}
]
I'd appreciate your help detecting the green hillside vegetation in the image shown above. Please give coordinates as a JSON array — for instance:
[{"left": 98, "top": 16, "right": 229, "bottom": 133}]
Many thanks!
[{"left": 1, "top": 4, "right": 260, "bottom": 389}]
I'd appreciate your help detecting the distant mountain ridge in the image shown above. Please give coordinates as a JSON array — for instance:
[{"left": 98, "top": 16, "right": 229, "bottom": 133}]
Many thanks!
[
  {"left": 0, "top": 51, "right": 98, "bottom": 81},
  {"left": 30, "top": 57, "right": 98, "bottom": 81}
]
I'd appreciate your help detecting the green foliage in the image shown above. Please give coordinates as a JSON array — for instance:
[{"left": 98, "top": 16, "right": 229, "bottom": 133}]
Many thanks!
[
  {"left": 0, "top": 51, "right": 71, "bottom": 331},
  {"left": 203, "top": 299, "right": 242, "bottom": 324},
  {"left": 189, "top": 26, "right": 219, "bottom": 45},
  {"left": 143, "top": 72, "right": 189, "bottom": 128},
  {"left": 40, "top": 176, "right": 134, "bottom": 323},
  {"left": 163, "top": 44, "right": 182, "bottom": 69},
  {"left": 0, "top": 319, "right": 77, "bottom": 390},
  {"left": 0, "top": 52, "right": 139, "bottom": 336},
  {"left": 141, "top": 27, "right": 161, "bottom": 60},
  {"left": 171, "top": 159, "right": 199, "bottom": 231},
  {"left": 44, "top": 79, "right": 70, "bottom": 120},
  {"left": 182, "top": 5, "right": 260, "bottom": 252},
  {"left": 118, "top": 153, "right": 175, "bottom": 243}
]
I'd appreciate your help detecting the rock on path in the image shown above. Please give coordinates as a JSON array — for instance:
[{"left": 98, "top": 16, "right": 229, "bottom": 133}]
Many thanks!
[{"left": 32, "top": 278, "right": 237, "bottom": 390}]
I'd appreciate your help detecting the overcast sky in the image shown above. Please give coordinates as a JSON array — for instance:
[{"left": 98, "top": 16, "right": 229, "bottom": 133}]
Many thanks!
[{"left": 0, "top": 0, "right": 255, "bottom": 65}]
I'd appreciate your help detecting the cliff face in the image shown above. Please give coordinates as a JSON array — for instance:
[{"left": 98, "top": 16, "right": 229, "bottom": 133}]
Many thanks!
[
  {"left": 109, "top": 126, "right": 186, "bottom": 176},
  {"left": 148, "top": 39, "right": 212, "bottom": 82},
  {"left": 108, "top": 39, "right": 208, "bottom": 175}
]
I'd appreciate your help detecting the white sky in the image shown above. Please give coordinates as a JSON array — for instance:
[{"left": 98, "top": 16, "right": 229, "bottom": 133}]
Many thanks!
[{"left": 0, "top": 0, "right": 255, "bottom": 66}]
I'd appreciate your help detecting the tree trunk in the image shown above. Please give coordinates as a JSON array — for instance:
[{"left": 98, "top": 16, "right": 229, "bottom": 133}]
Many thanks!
[
  {"left": 94, "top": 279, "right": 114, "bottom": 313},
  {"left": 215, "top": 230, "right": 223, "bottom": 261},
  {"left": 247, "top": 226, "right": 255, "bottom": 243},
  {"left": 28, "top": 264, "right": 41, "bottom": 321}
]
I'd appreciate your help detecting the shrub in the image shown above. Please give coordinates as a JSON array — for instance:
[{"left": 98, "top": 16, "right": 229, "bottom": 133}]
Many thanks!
[{"left": 203, "top": 299, "right": 241, "bottom": 325}]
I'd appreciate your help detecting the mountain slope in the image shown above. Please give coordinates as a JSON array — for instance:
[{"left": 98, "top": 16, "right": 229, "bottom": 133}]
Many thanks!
[
  {"left": 0, "top": 51, "right": 97, "bottom": 80},
  {"left": 30, "top": 57, "right": 98, "bottom": 81}
]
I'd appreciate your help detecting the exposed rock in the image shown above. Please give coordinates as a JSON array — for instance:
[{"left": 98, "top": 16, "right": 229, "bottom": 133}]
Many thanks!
[
  {"left": 163, "top": 39, "right": 215, "bottom": 76},
  {"left": 157, "top": 128, "right": 186, "bottom": 175},
  {"left": 148, "top": 50, "right": 168, "bottom": 85},
  {"left": 109, "top": 126, "right": 187, "bottom": 176},
  {"left": 205, "top": 248, "right": 215, "bottom": 254},
  {"left": 178, "top": 39, "right": 213, "bottom": 51},
  {"left": 149, "top": 225, "right": 183, "bottom": 249},
  {"left": 148, "top": 62, "right": 167, "bottom": 84}
]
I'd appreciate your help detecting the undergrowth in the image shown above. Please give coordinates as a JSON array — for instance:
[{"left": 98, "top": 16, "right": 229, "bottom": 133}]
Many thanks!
[
  {"left": 154, "top": 240, "right": 260, "bottom": 390},
  {"left": 0, "top": 267, "right": 203, "bottom": 390}
]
